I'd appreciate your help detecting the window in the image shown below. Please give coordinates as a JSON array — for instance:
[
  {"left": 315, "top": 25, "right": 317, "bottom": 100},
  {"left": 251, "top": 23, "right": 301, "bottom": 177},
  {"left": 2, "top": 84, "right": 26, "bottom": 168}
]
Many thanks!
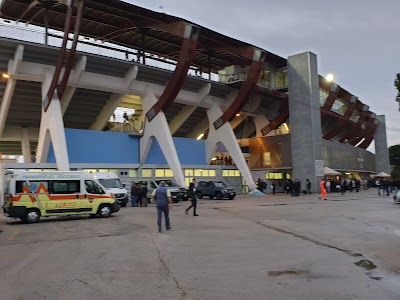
[
  {"left": 149, "top": 181, "right": 156, "bottom": 189},
  {"left": 275, "top": 68, "right": 288, "bottom": 88},
  {"left": 200, "top": 181, "right": 210, "bottom": 187},
  {"left": 202, "top": 170, "right": 209, "bottom": 177},
  {"left": 194, "top": 169, "right": 203, "bottom": 177},
  {"left": 141, "top": 169, "right": 152, "bottom": 177},
  {"left": 165, "top": 169, "right": 173, "bottom": 177},
  {"left": 208, "top": 170, "right": 216, "bottom": 177},
  {"left": 83, "top": 169, "right": 97, "bottom": 173},
  {"left": 52, "top": 180, "right": 80, "bottom": 194},
  {"left": 129, "top": 169, "right": 138, "bottom": 177},
  {"left": 16, "top": 180, "right": 49, "bottom": 193},
  {"left": 266, "top": 173, "right": 283, "bottom": 180},
  {"left": 331, "top": 99, "right": 347, "bottom": 115},
  {"left": 85, "top": 180, "right": 105, "bottom": 194},
  {"left": 320, "top": 88, "right": 329, "bottom": 106},
  {"left": 155, "top": 169, "right": 165, "bottom": 177},
  {"left": 222, "top": 170, "right": 241, "bottom": 177},
  {"left": 99, "top": 179, "right": 123, "bottom": 189},
  {"left": 185, "top": 169, "right": 194, "bottom": 177}
]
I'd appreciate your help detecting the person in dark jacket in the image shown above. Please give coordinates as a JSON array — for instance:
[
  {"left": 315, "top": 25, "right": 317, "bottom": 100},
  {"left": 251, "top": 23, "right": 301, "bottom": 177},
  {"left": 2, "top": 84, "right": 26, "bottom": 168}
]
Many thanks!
[
  {"left": 136, "top": 183, "right": 143, "bottom": 207},
  {"left": 130, "top": 183, "right": 138, "bottom": 207},
  {"left": 141, "top": 184, "right": 148, "bottom": 207},
  {"left": 306, "top": 179, "right": 311, "bottom": 194},
  {"left": 151, "top": 181, "right": 172, "bottom": 232},
  {"left": 185, "top": 179, "right": 199, "bottom": 216}
]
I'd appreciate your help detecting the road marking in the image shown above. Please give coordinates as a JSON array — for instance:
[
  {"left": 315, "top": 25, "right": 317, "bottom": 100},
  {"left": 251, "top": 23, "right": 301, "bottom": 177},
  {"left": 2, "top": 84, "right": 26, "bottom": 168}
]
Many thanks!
[{"left": 8, "top": 229, "right": 20, "bottom": 240}]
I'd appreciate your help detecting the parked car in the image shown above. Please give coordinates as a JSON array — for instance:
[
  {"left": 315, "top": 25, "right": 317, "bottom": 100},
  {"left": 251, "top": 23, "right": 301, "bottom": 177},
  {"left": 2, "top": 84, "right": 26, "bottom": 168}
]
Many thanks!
[
  {"left": 393, "top": 190, "right": 400, "bottom": 203},
  {"left": 196, "top": 181, "right": 236, "bottom": 200},
  {"left": 133, "top": 179, "right": 188, "bottom": 203}
]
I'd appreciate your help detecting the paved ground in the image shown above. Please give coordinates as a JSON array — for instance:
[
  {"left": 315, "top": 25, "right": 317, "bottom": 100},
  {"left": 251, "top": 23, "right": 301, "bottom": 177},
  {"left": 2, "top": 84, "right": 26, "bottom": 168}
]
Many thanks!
[{"left": 1, "top": 189, "right": 400, "bottom": 300}]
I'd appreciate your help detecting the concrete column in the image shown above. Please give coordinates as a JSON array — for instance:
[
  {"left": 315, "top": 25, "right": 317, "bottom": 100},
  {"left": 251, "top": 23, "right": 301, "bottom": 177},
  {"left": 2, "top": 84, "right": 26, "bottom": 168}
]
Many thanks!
[
  {"left": 288, "top": 52, "right": 323, "bottom": 193},
  {"left": 21, "top": 127, "right": 31, "bottom": 163},
  {"left": 36, "top": 69, "right": 70, "bottom": 171},
  {"left": 374, "top": 115, "right": 390, "bottom": 173},
  {"left": 206, "top": 104, "right": 258, "bottom": 191},
  {"left": 140, "top": 90, "right": 186, "bottom": 188}
]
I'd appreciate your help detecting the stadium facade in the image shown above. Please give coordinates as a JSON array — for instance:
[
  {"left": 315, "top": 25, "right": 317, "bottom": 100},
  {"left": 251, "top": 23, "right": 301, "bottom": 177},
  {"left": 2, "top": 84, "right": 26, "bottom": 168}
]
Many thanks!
[{"left": 0, "top": 0, "right": 390, "bottom": 193}]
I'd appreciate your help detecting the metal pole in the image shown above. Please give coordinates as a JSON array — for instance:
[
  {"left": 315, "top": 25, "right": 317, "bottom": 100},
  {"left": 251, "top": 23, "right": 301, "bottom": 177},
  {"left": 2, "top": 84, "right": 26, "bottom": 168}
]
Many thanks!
[{"left": 44, "top": 8, "right": 49, "bottom": 46}]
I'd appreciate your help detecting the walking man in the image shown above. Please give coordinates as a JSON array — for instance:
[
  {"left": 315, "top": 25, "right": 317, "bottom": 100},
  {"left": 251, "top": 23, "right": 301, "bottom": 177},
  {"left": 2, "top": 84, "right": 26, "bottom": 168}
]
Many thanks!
[
  {"left": 151, "top": 181, "right": 172, "bottom": 233},
  {"left": 185, "top": 179, "right": 199, "bottom": 216}
]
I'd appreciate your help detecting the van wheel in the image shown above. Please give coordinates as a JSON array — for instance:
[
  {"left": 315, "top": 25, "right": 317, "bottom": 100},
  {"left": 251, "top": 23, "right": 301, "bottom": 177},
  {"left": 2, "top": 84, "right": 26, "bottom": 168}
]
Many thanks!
[
  {"left": 98, "top": 205, "right": 112, "bottom": 218},
  {"left": 228, "top": 196, "right": 235, "bottom": 200},
  {"left": 197, "top": 192, "right": 203, "bottom": 199},
  {"left": 121, "top": 202, "right": 127, "bottom": 207},
  {"left": 215, "top": 193, "right": 222, "bottom": 200},
  {"left": 22, "top": 209, "right": 41, "bottom": 224}
]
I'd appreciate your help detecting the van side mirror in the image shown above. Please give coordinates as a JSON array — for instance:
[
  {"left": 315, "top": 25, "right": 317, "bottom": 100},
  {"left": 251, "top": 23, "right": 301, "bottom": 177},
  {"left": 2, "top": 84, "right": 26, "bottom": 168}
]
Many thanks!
[{"left": 123, "top": 184, "right": 126, "bottom": 188}]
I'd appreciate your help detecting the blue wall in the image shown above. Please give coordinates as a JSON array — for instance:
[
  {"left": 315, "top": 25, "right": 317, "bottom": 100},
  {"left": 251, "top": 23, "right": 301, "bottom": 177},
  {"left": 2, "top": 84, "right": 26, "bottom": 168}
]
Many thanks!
[
  {"left": 145, "top": 137, "right": 206, "bottom": 165},
  {"left": 47, "top": 129, "right": 206, "bottom": 165}
]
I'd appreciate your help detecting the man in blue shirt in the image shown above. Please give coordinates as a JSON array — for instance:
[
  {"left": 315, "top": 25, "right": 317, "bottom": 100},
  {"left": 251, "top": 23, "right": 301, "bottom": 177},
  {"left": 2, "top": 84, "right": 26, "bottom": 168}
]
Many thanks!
[{"left": 151, "top": 181, "right": 172, "bottom": 232}]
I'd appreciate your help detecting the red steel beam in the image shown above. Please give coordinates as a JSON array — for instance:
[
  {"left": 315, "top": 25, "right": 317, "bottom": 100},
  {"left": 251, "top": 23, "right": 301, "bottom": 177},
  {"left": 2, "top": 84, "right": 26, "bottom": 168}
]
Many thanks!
[
  {"left": 44, "top": 1, "right": 74, "bottom": 111},
  {"left": 357, "top": 120, "right": 378, "bottom": 149},
  {"left": 322, "top": 82, "right": 340, "bottom": 111},
  {"left": 322, "top": 94, "right": 362, "bottom": 140},
  {"left": 260, "top": 101, "right": 289, "bottom": 136},
  {"left": 213, "top": 49, "right": 266, "bottom": 130},
  {"left": 339, "top": 110, "right": 371, "bottom": 143},
  {"left": 58, "top": 0, "right": 86, "bottom": 98},
  {"left": 146, "top": 24, "right": 200, "bottom": 122},
  {"left": 348, "top": 115, "right": 375, "bottom": 145}
]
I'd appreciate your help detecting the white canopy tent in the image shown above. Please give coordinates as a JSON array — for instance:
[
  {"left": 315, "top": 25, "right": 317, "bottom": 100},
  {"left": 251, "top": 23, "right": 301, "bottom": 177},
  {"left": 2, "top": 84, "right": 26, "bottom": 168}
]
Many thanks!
[
  {"left": 324, "top": 166, "right": 341, "bottom": 176},
  {"left": 374, "top": 172, "right": 391, "bottom": 178}
]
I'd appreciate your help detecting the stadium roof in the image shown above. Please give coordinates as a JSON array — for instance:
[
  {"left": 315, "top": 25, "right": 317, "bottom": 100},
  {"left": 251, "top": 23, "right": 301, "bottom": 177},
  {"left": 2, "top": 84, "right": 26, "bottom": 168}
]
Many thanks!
[{"left": 0, "top": 0, "right": 287, "bottom": 71}]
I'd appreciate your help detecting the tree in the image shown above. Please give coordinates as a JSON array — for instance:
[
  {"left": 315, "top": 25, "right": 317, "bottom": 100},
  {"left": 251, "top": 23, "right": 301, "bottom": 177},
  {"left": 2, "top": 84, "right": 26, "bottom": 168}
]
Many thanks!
[
  {"left": 389, "top": 145, "right": 400, "bottom": 179},
  {"left": 395, "top": 73, "right": 400, "bottom": 102}
]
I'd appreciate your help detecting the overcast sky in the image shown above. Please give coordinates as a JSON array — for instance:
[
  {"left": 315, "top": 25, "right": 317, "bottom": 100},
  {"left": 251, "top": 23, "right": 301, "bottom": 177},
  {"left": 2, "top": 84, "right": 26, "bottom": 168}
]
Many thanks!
[{"left": 127, "top": 0, "right": 400, "bottom": 149}]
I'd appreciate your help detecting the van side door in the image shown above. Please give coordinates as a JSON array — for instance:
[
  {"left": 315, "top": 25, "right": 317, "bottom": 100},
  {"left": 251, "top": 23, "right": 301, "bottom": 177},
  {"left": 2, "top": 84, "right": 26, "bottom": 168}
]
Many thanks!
[
  {"left": 83, "top": 180, "right": 107, "bottom": 213},
  {"left": 47, "top": 180, "right": 81, "bottom": 214}
]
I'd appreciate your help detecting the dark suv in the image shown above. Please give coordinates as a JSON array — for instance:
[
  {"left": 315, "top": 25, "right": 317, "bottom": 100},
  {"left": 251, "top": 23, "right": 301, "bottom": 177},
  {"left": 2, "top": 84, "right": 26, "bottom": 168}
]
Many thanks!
[{"left": 196, "top": 181, "right": 236, "bottom": 200}]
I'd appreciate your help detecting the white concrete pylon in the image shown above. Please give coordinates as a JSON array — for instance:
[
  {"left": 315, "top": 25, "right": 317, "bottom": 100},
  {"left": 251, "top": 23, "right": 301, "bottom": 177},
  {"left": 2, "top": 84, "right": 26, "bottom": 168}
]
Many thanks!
[
  {"left": 206, "top": 103, "right": 257, "bottom": 191},
  {"left": 21, "top": 127, "right": 31, "bottom": 163},
  {"left": 0, "top": 45, "right": 24, "bottom": 138},
  {"left": 61, "top": 56, "right": 87, "bottom": 115},
  {"left": 36, "top": 69, "right": 70, "bottom": 171},
  {"left": 140, "top": 90, "right": 186, "bottom": 187}
]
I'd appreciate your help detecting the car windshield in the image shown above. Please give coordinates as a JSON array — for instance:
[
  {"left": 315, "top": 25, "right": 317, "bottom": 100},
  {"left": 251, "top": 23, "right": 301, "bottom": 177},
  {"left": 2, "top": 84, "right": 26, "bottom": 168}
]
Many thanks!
[
  {"left": 214, "top": 182, "right": 227, "bottom": 188},
  {"left": 155, "top": 180, "right": 179, "bottom": 187},
  {"left": 99, "top": 178, "right": 123, "bottom": 189}
]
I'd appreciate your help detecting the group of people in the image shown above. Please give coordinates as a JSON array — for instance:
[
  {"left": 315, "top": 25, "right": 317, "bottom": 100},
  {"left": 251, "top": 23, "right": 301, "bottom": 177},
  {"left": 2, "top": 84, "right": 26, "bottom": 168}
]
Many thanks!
[
  {"left": 130, "top": 183, "right": 149, "bottom": 207},
  {"left": 143, "top": 179, "right": 199, "bottom": 233},
  {"left": 210, "top": 154, "right": 235, "bottom": 165}
]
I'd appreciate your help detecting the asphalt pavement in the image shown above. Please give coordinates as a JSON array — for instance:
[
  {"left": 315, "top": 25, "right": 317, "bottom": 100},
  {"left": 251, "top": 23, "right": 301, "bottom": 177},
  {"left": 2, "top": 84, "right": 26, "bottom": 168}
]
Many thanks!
[{"left": 0, "top": 189, "right": 400, "bottom": 300}]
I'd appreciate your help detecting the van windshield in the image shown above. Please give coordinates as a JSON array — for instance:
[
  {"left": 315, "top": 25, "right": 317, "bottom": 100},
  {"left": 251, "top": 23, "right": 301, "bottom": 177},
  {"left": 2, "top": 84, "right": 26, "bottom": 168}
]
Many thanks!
[
  {"left": 155, "top": 180, "right": 179, "bottom": 187},
  {"left": 99, "top": 179, "right": 123, "bottom": 189}
]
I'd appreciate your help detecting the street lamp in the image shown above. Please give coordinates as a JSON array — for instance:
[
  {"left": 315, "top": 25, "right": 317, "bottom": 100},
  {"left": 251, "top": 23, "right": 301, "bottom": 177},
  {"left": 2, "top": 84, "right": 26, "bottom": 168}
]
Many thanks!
[{"left": 325, "top": 73, "right": 334, "bottom": 82}]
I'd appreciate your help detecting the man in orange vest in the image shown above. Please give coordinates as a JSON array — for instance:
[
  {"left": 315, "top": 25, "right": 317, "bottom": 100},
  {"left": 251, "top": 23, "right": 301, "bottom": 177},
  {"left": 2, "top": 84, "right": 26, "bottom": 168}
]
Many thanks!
[{"left": 319, "top": 178, "right": 327, "bottom": 200}]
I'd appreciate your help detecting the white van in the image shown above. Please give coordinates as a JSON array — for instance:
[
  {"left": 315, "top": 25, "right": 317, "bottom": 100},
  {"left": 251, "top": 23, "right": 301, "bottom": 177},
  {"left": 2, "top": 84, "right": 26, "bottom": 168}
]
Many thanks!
[
  {"left": 92, "top": 172, "right": 128, "bottom": 207},
  {"left": 2, "top": 170, "right": 120, "bottom": 223}
]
